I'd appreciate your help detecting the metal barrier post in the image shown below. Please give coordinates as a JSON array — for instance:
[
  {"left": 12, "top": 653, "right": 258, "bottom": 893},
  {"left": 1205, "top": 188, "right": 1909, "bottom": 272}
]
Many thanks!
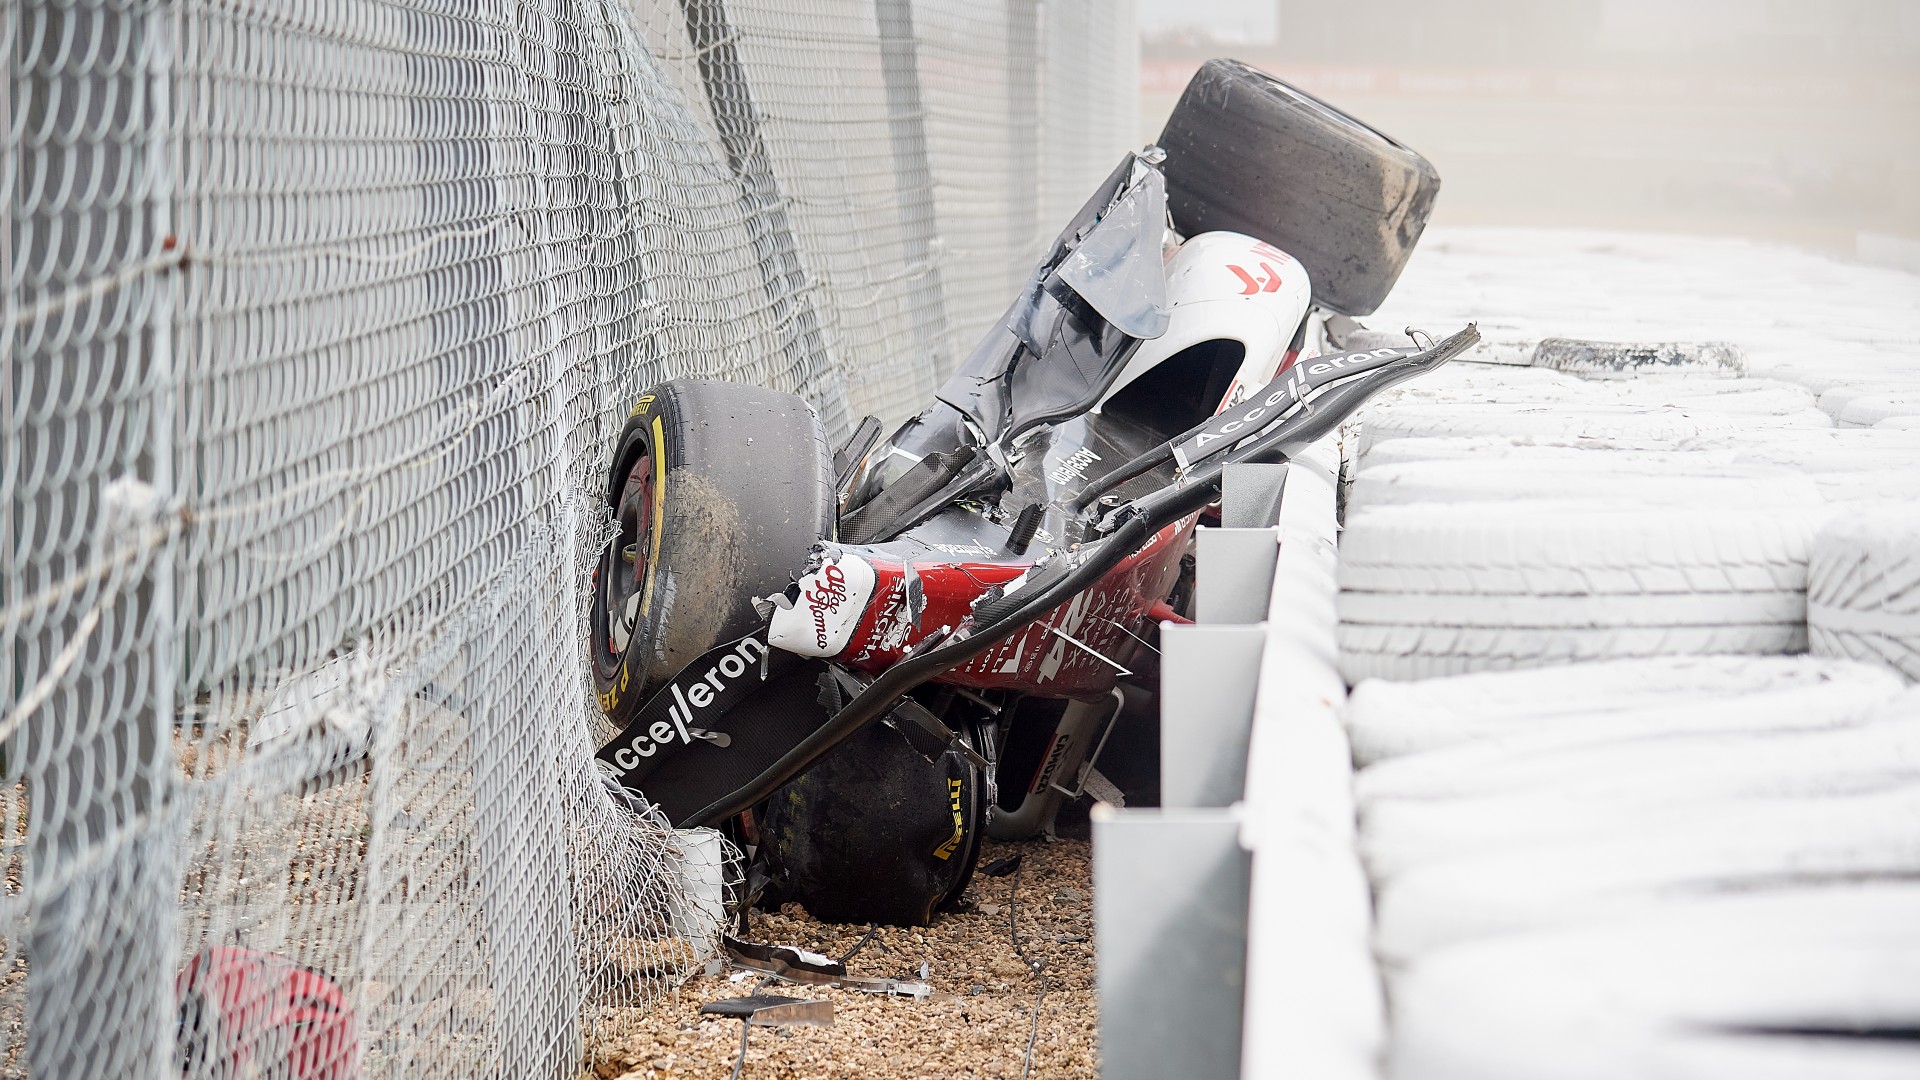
[{"left": 678, "top": 0, "right": 852, "bottom": 437}]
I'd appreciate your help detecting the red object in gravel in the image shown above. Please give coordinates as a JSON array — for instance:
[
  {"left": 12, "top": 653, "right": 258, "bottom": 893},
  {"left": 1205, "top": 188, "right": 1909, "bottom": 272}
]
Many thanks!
[{"left": 177, "top": 945, "right": 358, "bottom": 1080}]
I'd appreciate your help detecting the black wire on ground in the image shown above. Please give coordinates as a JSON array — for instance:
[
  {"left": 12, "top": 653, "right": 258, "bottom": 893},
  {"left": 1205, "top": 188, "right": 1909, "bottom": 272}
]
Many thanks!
[
  {"left": 1006, "top": 855, "right": 1049, "bottom": 1080},
  {"left": 723, "top": 975, "right": 779, "bottom": 1080},
  {"left": 839, "top": 923, "right": 881, "bottom": 965},
  {"left": 727, "top": 1021, "right": 750, "bottom": 1080}
]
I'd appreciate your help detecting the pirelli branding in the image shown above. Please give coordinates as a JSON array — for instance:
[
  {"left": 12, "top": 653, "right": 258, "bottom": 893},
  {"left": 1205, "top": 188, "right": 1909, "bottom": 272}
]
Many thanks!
[{"left": 933, "top": 778, "right": 965, "bottom": 861}]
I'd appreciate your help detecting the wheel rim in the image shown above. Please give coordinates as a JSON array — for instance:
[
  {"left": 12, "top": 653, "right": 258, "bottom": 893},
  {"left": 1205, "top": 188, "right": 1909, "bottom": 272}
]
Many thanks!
[{"left": 603, "top": 450, "right": 655, "bottom": 662}]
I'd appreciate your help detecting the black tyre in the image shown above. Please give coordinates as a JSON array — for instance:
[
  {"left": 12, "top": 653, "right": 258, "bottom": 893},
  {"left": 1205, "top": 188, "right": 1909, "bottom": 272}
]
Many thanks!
[
  {"left": 758, "top": 713, "right": 987, "bottom": 927},
  {"left": 1158, "top": 58, "right": 1440, "bottom": 317},
  {"left": 591, "top": 380, "right": 833, "bottom": 728}
]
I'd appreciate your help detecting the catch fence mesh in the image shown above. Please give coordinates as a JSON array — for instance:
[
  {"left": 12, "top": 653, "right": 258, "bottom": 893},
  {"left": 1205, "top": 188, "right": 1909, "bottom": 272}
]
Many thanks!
[{"left": 3, "top": 1, "right": 1137, "bottom": 1076}]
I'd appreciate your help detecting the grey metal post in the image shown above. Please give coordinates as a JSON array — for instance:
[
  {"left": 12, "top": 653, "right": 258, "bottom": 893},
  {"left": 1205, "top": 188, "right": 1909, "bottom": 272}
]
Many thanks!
[
  {"left": 1094, "top": 807, "right": 1250, "bottom": 1080},
  {"left": 873, "top": 0, "right": 952, "bottom": 398},
  {"left": 1160, "top": 624, "right": 1266, "bottom": 809},
  {"left": 21, "top": 3, "right": 179, "bottom": 1073},
  {"left": 462, "top": 636, "right": 582, "bottom": 1076},
  {"left": 1195, "top": 529, "right": 1280, "bottom": 626},
  {"left": 1005, "top": 0, "right": 1041, "bottom": 280},
  {"left": 678, "top": 0, "right": 852, "bottom": 437}
]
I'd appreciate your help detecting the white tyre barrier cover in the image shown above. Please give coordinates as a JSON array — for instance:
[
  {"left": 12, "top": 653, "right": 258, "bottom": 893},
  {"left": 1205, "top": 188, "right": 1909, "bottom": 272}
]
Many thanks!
[
  {"left": 1402, "top": 1026, "right": 1920, "bottom": 1080},
  {"left": 1360, "top": 699, "right": 1920, "bottom": 875},
  {"left": 1342, "top": 589, "right": 1805, "bottom": 628},
  {"left": 1416, "top": 366, "right": 1589, "bottom": 391},
  {"left": 1337, "top": 502, "right": 1826, "bottom": 681},
  {"left": 1343, "top": 655, "right": 1904, "bottom": 766},
  {"left": 1357, "top": 434, "right": 1714, "bottom": 472},
  {"left": 1369, "top": 364, "right": 1609, "bottom": 408},
  {"left": 1809, "top": 506, "right": 1920, "bottom": 680},
  {"left": 1610, "top": 376, "right": 1817, "bottom": 416},
  {"left": 1819, "top": 382, "right": 1920, "bottom": 425},
  {"left": 1346, "top": 459, "right": 1820, "bottom": 514},
  {"left": 1807, "top": 468, "right": 1920, "bottom": 504},
  {"left": 1353, "top": 688, "right": 1920, "bottom": 805},
  {"left": 1355, "top": 403, "right": 1736, "bottom": 460},
  {"left": 1339, "top": 624, "right": 1811, "bottom": 682},
  {"left": 1837, "top": 389, "right": 1920, "bottom": 428},
  {"left": 1370, "top": 784, "right": 1920, "bottom": 960},
  {"left": 1339, "top": 503, "right": 1820, "bottom": 595},
  {"left": 1730, "top": 407, "right": 1836, "bottom": 429},
  {"left": 1360, "top": 772, "right": 1920, "bottom": 881},
  {"left": 1760, "top": 358, "right": 1918, "bottom": 395},
  {"left": 1723, "top": 426, "right": 1920, "bottom": 471},
  {"left": 1388, "top": 885, "right": 1920, "bottom": 1080}
]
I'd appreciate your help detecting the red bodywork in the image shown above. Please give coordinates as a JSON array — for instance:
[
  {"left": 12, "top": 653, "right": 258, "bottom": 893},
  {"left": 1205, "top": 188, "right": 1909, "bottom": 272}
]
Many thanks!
[{"left": 836, "top": 516, "right": 1196, "bottom": 696}]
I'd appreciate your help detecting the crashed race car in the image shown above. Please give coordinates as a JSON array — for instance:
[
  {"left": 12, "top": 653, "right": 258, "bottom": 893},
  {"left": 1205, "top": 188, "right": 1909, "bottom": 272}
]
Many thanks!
[{"left": 591, "top": 59, "right": 1478, "bottom": 925}]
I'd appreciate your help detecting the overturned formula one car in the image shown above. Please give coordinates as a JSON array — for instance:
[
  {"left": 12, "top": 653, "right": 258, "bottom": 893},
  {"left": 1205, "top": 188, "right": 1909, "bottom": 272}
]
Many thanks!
[{"left": 591, "top": 59, "right": 1477, "bottom": 925}]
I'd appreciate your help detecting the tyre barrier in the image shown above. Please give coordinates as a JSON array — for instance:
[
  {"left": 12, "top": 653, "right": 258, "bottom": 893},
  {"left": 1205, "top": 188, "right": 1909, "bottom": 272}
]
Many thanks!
[
  {"left": 1610, "top": 376, "right": 1817, "bottom": 417},
  {"left": 1346, "top": 458, "right": 1820, "bottom": 515},
  {"left": 1357, "top": 435, "right": 1717, "bottom": 472},
  {"left": 1158, "top": 59, "right": 1438, "bottom": 317},
  {"left": 1354, "top": 402, "right": 1736, "bottom": 461},
  {"left": 1372, "top": 782, "right": 1920, "bottom": 960},
  {"left": 1343, "top": 654, "right": 1905, "bottom": 767},
  {"left": 1818, "top": 382, "right": 1920, "bottom": 425},
  {"left": 1835, "top": 389, "right": 1920, "bottom": 428},
  {"left": 1809, "top": 506, "right": 1920, "bottom": 680},
  {"left": 1336, "top": 501, "right": 1823, "bottom": 682},
  {"left": 1388, "top": 885, "right": 1920, "bottom": 1080}
]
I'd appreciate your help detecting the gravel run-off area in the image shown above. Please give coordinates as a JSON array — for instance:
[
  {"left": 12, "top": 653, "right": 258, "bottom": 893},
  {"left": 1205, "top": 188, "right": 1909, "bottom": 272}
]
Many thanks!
[{"left": 586, "top": 839, "right": 1096, "bottom": 1080}]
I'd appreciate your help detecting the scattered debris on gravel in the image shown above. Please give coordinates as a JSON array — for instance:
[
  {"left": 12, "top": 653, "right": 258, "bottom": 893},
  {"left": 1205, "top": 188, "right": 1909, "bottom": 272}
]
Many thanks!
[{"left": 586, "top": 839, "right": 1095, "bottom": 1080}]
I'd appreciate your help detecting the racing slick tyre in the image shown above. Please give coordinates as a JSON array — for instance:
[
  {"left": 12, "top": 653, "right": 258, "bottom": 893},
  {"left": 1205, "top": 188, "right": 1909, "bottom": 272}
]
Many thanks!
[
  {"left": 1157, "top": 58, "right": 1440, "bottom": 317},
  {"left": 757, "top": 712, "right": 988, "bottom": 927},
  {"left": 591, "top": 380, "right": 833, "bottom": 730}
]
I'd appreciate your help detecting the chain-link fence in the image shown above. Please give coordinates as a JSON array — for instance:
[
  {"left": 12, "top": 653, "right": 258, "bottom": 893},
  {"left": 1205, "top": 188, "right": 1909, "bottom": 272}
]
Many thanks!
[{"left": 4, "top": 1, "right": 1137, "bottom": 1075}]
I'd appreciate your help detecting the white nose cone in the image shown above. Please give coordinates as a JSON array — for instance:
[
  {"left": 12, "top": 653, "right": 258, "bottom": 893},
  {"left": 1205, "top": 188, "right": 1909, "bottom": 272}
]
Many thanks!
[{"left": 768, "top": 551, "right": 878, "bottom": 657}]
